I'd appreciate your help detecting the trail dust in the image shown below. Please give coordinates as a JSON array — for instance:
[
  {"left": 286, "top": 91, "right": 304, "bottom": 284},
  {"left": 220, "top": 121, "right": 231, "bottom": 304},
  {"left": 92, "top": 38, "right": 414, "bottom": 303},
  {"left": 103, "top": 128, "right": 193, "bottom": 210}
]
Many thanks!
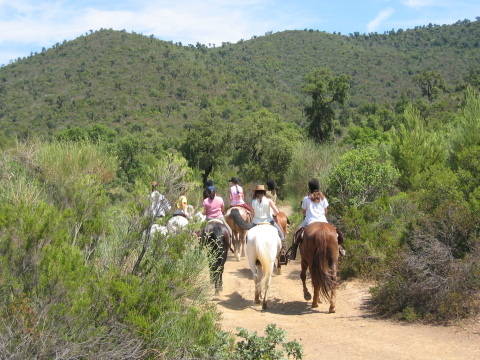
[{"left": 214, "top": 208, "right": 480, "bottom": 359}]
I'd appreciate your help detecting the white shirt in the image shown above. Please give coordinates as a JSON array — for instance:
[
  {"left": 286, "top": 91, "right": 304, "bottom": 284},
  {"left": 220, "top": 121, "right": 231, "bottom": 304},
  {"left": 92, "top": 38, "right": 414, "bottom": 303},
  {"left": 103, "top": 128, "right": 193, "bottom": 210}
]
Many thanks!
[
  {"left": 302, "top": 195, "right": 329, "bottom": 226},
  {"left": 252, "top": 197, "right": 273, "bottom": 224},
  {"left": 150, "top": 191, "right": 171, "bottom": 217}
]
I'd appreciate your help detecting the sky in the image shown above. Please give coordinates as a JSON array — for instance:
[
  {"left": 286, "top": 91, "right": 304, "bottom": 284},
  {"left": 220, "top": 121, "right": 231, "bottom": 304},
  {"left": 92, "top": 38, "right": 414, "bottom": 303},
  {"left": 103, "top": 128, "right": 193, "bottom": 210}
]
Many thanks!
[{"left": 0, "top": 0, "right": 479, "bottom": 66}]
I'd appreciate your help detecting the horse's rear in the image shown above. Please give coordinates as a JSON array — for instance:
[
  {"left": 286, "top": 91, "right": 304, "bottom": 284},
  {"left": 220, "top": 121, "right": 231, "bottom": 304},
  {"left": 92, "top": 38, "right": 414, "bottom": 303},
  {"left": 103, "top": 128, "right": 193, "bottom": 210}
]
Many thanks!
[
  {"left": 225, "top": 207, "right": 251, "bottom": 261},
  {"left": 299, "top": 222, "right": 339, "bottom": 312},
  {"left": 246, "top": 224, "right": 281, "bottom": 310},
  {"left": 201, "top": 221, "right": 231, "bottom": 294}
]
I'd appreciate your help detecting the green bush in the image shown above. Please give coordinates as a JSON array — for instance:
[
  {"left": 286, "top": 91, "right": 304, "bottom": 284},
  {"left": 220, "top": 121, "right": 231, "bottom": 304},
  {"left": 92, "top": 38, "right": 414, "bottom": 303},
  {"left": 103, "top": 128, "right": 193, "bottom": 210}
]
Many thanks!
[
  {"left": 390, "top": 105, "right": 446, "bottom": 190},
  {"left": 327, "top": 146, "right": 399, "bottom": 211},
  {"left": 233, "top": 324, "right": 303, "bottom": 360},
  {"left": 339, "top": 193, "right": 417, "bottom": 278}
]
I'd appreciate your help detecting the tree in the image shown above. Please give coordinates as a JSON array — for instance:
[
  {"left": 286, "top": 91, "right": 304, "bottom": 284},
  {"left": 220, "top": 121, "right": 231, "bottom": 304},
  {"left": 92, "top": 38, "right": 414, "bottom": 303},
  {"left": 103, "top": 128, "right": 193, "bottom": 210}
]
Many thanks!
[
  {"left": 181, "top": 115, "right": 231, "bottom": 184},
  {"left": 232, "top": 110, "right": 301, "bottom": 186},
  {"left": 303, "top": 68, "right": 350, "bottom": 142},
  {"left": 413, "top": 70, "right": 446, "bottom": 102}
]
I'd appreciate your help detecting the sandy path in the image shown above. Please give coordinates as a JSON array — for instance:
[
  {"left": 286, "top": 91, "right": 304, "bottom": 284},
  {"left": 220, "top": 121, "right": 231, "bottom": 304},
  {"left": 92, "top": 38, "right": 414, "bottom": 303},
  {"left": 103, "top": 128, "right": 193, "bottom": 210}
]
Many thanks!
[{"left": 215, "top": 256, "right": 480, "bottom": 360}]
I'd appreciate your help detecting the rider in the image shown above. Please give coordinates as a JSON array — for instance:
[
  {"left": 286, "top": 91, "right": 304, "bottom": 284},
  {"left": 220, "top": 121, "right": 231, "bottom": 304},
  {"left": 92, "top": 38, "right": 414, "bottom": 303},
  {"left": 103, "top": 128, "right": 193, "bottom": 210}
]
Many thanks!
[
  {"left": 229, "top": 177, "right": 254, "bottom": 213},
  {"left": 265, "top": 179, "right": 278, "bottom": 204},
  {"left": 289, "top": 179, "right": 346, "bottom": 260},
  {"left": 172, "top": 195, "right": 190, "bottom": 218},
  {"left": 150, "top": 181, "right": 171, "bottom": 218},
  {"left": 203, "top": 186, "right": 232, "bottom": 236},
  {"left": 203, "top": 179, "right": 214, "bottom": 200},
  {"left": 251, "top": 185, "right": 285, "bottom": 246}
]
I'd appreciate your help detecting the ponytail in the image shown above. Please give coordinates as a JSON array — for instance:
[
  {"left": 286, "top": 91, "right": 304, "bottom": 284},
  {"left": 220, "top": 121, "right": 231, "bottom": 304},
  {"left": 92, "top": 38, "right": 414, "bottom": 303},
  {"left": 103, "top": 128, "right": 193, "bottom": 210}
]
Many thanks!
[{"left": 310, "top": 190, "right": 325, "bottom": 203}]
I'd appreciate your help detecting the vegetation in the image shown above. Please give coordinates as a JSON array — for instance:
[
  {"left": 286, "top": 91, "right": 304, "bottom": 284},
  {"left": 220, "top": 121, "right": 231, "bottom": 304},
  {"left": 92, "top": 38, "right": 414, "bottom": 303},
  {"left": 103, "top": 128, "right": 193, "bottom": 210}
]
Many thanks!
[
  {"left": 1, "top": 18, "right": 480, "bottom": 358},
  {"left": 1, "top": 20, "right": 480, "bottom": 141}
]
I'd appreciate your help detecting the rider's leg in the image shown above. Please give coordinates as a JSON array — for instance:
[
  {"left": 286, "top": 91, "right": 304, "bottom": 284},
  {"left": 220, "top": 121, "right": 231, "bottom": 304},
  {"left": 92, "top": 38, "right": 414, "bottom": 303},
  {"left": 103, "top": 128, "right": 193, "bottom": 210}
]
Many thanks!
[
  {"left": 336, "top": 228, "right": 346, "bottom": 257},
  {"left": 272, "top": 221, "right": 285, "bottom": 247}
]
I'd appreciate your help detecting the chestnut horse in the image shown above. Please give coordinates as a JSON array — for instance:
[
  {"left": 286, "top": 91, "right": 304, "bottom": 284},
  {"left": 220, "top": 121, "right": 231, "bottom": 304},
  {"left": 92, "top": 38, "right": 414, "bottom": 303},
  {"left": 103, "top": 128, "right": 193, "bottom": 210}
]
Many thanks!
[
  {"left": 299, "top": 222, "right": 339, "bottom": 312},
  {"left": 225, "top": 207, "right": 252, "bottom": 261},
  {"left": 274, "top": 211, "right": 289, "bottom": 273}
]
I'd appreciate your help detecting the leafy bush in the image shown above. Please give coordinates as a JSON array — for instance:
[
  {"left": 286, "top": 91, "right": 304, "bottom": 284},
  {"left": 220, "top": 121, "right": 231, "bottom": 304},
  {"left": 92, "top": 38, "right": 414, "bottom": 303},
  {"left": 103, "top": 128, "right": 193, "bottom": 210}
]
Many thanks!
[
  {"left": 390, "top": 105, "right": 446, "bottom": 190},
  {"left": 233, "top": 324, "right": 303, "bottom": 360},
  {"left": 339, "top": 193, "right": 417, "bottom": 278},
  {"left": 327, "top": 146, "right": 399, "bottom": 210}
]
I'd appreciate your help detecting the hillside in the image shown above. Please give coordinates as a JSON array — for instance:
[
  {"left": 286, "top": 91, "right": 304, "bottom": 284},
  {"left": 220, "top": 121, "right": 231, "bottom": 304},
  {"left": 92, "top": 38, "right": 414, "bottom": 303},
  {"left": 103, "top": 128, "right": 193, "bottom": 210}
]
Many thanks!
[{"left": 0, "top": 19, "right": 480, "bottom": 138}]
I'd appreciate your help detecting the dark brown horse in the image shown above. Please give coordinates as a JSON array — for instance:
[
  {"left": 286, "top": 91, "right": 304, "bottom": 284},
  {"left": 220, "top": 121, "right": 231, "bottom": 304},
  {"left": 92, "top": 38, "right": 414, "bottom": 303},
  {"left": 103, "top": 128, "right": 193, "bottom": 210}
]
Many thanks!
[
  {"left": 299, "top": 222, "right": 339, "bottom": 312},
  {"left": 201, "top": 220, "right": 231, "bottom": 294}
]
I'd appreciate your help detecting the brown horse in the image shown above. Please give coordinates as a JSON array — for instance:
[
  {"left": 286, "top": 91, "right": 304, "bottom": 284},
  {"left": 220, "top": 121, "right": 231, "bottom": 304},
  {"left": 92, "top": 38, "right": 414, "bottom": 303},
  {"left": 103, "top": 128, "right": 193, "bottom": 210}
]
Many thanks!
[
  {"left": 274, "top": 211, "right": 289, "bottom": 272},
  {"left": 225, "top": 207, "right": 252, "bottom": 261},
  {"left": 299, "top": 222, "right": 339, "bottom": 312}
]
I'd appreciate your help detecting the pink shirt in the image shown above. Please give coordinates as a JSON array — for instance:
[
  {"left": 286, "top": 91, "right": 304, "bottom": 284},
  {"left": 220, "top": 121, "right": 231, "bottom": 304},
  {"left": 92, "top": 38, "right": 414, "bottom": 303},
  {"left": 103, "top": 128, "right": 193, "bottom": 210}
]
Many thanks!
[
  {"left": 229, "top": 185, "right": 245, "bottom": 205},
  {"left": 203, "top": 196, "right": 224, "bottom": 219}
]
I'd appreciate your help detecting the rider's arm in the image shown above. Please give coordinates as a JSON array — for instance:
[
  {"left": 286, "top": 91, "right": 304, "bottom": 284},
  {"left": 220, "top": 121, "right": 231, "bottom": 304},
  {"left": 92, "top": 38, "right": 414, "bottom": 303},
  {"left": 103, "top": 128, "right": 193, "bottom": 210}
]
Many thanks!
[{"left": 269, "top": 200, "right": 279, "bottom": 216}]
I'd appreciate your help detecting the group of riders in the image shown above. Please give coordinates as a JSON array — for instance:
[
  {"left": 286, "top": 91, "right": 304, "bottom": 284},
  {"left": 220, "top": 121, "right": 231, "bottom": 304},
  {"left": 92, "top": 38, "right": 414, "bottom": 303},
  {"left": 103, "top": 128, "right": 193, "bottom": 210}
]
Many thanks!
[{"left": 150, "top": 177, "right": 345, "bottom": 262}]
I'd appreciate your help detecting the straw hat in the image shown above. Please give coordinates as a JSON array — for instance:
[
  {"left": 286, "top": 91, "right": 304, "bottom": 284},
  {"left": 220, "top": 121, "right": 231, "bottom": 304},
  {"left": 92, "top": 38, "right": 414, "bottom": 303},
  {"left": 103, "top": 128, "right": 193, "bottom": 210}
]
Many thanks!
[{"left": 254, "top": 184, "right": 266, "bottom": 191}]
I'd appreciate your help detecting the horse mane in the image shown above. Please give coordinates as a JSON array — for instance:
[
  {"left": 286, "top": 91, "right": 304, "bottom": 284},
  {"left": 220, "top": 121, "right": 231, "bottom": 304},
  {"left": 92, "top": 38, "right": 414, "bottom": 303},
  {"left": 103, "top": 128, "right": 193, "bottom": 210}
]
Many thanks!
[
  {"left": 228, "top": 208, "right": 254, "bottom": 230},
  {"left": 309, "top": 224, "right": 338, "bottom": 301}
]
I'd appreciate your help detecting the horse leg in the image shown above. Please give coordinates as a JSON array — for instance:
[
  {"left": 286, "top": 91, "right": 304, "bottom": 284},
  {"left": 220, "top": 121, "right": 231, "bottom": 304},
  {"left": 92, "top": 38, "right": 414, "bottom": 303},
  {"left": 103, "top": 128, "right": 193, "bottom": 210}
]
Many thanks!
[
  {"left": 255, "top": 262, "right": 263, "bottom": 304},
  {"left": 233, "top": 231, "right": 241, "bottom": 261},
  {"left": 262, "top": 260, "right": 274, "bottom": 310},
  {"left": 240, "top": 231, "right": 246, "bottom": 258},
  {"left": 301, "top": 259, "right": 311, "bottom": 301},
  {"left": 312, "top": 284, "right": 320, "bottom": 308},
  {"left": 329, "top": 263, "right": 337, "bottom": 313}
]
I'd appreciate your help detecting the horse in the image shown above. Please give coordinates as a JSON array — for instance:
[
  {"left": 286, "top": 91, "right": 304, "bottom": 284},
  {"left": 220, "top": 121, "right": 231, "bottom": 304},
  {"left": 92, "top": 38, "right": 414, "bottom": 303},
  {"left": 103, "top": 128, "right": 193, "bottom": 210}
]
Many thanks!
[
  {"left": 225, "top": 207, "right": 252, "bottom": 261},
  {"left": 246, "top": 224, "right": 281, "bottom": 310},
  {"left": 166, "top": 214, "right": 189, "bottom": 234},
  {"left": 201, "top": 220, "right": 231, "bottom": 294},
  {"left": 274, "top": 211, "right": 289, "bottom": 273},
  {"left": 299, "top": 222, "right": 339, "bottom": 312}
]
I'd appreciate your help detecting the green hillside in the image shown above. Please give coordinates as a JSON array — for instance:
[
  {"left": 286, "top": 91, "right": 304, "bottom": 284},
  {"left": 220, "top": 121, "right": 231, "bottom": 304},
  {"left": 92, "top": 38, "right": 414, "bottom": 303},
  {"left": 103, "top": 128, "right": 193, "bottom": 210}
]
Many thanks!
[{"left": 1, "top": 19, "right": 480, "bottom": 138}]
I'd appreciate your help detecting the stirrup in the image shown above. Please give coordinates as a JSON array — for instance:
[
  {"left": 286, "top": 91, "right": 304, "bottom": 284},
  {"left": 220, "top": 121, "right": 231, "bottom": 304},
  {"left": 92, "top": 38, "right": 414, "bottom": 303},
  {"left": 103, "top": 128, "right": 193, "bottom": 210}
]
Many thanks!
[{"left": 278, "top": 248, "right": 289, "bottom": 265}]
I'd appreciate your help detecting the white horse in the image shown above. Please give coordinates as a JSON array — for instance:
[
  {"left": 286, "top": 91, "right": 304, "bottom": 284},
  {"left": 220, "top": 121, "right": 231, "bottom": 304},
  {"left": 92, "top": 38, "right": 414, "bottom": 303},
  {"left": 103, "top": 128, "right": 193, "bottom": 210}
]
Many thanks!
[
  {"left": 246, "top": 224, "right": 282, "bottom": 310},
  {"left": 166, "top": 215, "right": 189, "bottom": 234}
]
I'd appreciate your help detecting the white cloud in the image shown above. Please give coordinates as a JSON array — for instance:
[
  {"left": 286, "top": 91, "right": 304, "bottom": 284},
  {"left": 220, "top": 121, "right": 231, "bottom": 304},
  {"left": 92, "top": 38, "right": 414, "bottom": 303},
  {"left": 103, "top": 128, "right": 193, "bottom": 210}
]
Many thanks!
[
  {"left": 367, "top": 8, "right": 395, "bottom": 32},
  {"left": 403, "top": 0, "right": 435, "bottom": 8},
  {"left": 0, "top": 0, "right": 279, "bottom": 47}
]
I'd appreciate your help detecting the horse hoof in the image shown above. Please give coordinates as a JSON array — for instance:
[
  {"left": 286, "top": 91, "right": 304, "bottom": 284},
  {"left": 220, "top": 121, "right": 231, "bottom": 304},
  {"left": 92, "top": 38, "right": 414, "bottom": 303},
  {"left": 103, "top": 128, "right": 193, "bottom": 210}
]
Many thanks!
[
  {"left": 329, "top": 306, "right": 336, "bottom": 313},
  {"left": 255, "top": 299, "right": 261, "bottom": 304},
  {"left": 304, "top": 292, "right": 312, "bottom": 301},
  {"left": 276, "top": 267, "right": 282, "bottom": 275},
  {"left": 311, "top": 303, "right": 319, "bottom": 309},
  {"left": 262, "top": 302, "right": 267, "bottom": 310}
]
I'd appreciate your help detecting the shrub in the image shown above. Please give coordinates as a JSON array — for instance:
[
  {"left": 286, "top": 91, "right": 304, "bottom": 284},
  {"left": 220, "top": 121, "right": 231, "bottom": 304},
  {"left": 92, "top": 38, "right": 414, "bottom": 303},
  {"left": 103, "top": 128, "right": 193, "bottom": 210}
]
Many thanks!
[
  {"left": 233, "top": 324, "right": 303, "bottom": 360},
  {"left": 390, "top": 104, "right": 446, "bottom": 190},
  {"left": 327, "top": 146, "right": 399, "bottom": 211},
  {"left": 284, "top": 140, "right": 346, "bottom": 200},
  {"left": 339, "top": 193, "right": 417, "bottom": 278},
  {"left": 371, "top": 205, "right": 480, "bottom": 321}
]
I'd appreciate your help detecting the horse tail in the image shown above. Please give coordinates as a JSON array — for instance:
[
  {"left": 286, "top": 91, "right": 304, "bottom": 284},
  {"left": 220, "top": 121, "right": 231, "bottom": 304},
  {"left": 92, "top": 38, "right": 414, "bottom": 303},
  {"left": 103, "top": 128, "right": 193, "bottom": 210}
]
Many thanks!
[
  {"left": 311, "top": 233, "right": 335, "bottom": 301},
  {"left": 230, "top": 208, "right": 254, "bottom": 230}
]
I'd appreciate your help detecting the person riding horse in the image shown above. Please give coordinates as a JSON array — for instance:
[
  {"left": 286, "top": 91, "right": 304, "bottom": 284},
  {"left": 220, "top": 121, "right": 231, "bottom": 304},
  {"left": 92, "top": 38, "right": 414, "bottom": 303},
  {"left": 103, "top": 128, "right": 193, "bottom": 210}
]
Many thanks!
[
  {"left": 289, "top": 179, "right": 346, "bottom": 260},
  {"left": 150, "top": 181, "right": 171, "bottom": 218},
  {"left": 203, "top": 186, "right": 233, "bottom": 236},
  {"left": 251, "top": 185, "right": 285, "bottom": 247},
  {"left": 228, "top": 177, "right": 254, "bottom": 213}
]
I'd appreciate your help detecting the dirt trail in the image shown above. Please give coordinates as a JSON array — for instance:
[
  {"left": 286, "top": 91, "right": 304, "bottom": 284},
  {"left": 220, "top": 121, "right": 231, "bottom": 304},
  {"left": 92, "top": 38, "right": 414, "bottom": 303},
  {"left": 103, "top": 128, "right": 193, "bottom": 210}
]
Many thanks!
[{"left": 215, "top": 206, "right": 480, "bottom": 360}]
